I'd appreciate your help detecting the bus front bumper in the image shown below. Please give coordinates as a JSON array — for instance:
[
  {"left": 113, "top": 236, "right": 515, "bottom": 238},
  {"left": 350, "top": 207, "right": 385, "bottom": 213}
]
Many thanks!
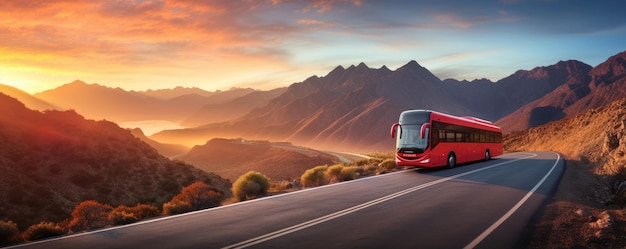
[{"left": 396, "top": 153, "right": 432, "bottom": 167}]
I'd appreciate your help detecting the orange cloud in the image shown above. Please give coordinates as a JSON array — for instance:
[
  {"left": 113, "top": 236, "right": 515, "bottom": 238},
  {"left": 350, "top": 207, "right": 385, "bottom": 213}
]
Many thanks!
[
  {"left": 297, "top": 18, "right": 339, "bottom": 27},
  {"left": 298, "top": 0, "right": 363, "bottom": 13}
]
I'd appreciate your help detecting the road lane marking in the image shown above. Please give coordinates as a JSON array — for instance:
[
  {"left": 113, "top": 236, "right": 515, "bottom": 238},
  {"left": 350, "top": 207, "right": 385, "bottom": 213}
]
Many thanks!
[
  {"left": 463, "top": 152, "right": 561, "bottom": 249},
  {"left": 222, "top": 153, "right": 538, "bottom": 249}
]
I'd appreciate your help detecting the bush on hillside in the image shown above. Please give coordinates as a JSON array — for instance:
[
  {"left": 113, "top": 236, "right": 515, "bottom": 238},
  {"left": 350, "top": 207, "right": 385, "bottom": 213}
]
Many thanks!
[
  {"left": 162, "top": 200, "right": 193, "bottom": 216},
  {"left": 69, "top": 200, "right": 113, "bottom": 231},
  {"left": 163, "top": 182, "right": 223, "bottom": 215},
  {"left": 301, "top": 165, "right": 329, "bottom": 188},
  {"left": 23, "top": 222, "right": 66, "bottom": 241},
  {"left": 325, "top": 164, "right": 344, "bottom": 183},
  {"left": 340, "top": 166, "right": 359, "bottom": 181},
  {"left": 232, "top": 171, "right": 271, "bottom": 201},
  {"left": 108, "top": 204, "right": 160, "bottom": 225}
]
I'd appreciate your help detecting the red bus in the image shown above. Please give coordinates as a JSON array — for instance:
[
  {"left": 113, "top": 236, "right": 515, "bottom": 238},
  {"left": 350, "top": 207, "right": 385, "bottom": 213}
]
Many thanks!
[{"left": 390, "top": 110, "right": 503, "bottom": 168}]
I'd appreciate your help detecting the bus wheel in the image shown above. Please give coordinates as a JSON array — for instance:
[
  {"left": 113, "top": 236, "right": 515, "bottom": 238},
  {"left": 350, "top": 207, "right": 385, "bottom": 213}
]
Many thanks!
[
  {"left": 485, "top": 150, "right": 491, "bottom": 161},
  {"left": 447, "top": 153, "right": 456, "bottom": 169}
]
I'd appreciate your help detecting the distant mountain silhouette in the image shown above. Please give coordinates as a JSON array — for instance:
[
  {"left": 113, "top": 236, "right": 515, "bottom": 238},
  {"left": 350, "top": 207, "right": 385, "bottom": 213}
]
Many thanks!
[
  {"left": 181, "top": 87, "right": 287, "bottom": 127},
  {"left": 496, "top": 51, "right": 626, "bottom": 132},
  {"left": 34, "top": 81, "right": 262, "bottom": 125},
  {"left": 180, "top": 138, "right": 338, "bottom": 181},
  {"left": 140, "top": 86, "right": 215, "bottom": 100},
  {"left": 0, "top": 93, "right": 230, "bottom": 229},
  {"left": 34, "top": 80, "right": 179, "bottom": 122},
  {"left": 0, "top": 83, "right": 57, "bottom": 111}
]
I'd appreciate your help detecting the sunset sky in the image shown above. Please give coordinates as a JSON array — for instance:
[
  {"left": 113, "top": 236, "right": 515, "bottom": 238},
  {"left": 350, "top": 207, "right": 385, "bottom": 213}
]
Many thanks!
[{"left": 1, "top": 0, "right": 625, "bottom": 94}]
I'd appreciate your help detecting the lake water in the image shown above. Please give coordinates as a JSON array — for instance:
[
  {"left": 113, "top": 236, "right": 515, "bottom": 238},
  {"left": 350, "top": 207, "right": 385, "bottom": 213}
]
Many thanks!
[{"left": 118, "top": 120, "right": 186, "bottom": 136}]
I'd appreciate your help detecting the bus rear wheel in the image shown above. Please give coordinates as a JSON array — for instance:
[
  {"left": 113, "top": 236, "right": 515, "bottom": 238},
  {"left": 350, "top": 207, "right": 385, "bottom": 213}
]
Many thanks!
[
  {"left": 485, "top": 150, "right": 491, "bottom": 161},
  {"left": 447, "top": 153, "right": 456, "bottom": 169}
]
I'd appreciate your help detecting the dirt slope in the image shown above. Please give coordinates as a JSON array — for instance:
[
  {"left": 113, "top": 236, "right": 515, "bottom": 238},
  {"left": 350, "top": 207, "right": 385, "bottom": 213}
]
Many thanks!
[{"left": 505, "top": 98, "right": 626, "bottom": 248}]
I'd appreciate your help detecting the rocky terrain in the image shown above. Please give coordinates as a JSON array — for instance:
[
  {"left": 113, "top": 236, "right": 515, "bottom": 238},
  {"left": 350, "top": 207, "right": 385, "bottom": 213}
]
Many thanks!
[{"left": 505, "top": 98, "right": 626, "bottom": 248}]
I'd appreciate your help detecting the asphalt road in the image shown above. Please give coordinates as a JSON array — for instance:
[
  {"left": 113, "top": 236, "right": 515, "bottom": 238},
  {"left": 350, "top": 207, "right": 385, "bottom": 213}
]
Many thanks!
[{"left": 11, "top": 151, "right": 563, "bottom": 249}]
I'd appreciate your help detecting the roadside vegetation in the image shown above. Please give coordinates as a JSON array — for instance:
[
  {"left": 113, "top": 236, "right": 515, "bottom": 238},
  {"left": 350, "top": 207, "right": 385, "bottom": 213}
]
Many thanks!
[
  {"left": 299, "top": 153, "right": 396, "bottom": 188},
  {"left": 1, "top": 153, "right": 395, "bottom": 247},
  {"left": 232, "top": 171, "right": 271, "bottom": 201},
  {"left": 1, "top": 181, "right": 224, "bottom": 246}
]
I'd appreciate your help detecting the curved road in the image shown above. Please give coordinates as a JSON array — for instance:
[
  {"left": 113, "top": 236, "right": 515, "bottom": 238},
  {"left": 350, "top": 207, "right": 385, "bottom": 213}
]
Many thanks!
[{"left": 12, "top": 152, "right": 563, "bottom": 249}]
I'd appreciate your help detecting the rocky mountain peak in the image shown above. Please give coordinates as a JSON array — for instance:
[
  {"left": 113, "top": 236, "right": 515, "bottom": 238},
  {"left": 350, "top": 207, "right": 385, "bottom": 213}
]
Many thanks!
[{"left": 590, "top": 50, "right": 626, "bottom": 85}]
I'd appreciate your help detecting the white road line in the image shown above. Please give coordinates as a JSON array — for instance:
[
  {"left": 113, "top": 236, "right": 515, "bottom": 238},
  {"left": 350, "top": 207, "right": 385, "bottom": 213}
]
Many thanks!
[
  {"left": 463, "top": 152, "right": 561, "bottom": 249},
  {"left": 222, "top": 153, "right": 538, "bottom": 249}
]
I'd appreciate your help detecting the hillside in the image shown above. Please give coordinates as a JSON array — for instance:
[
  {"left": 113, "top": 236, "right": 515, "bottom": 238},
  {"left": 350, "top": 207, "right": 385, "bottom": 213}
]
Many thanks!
[
  {"left": 0, "top": 93, "right": 231, "bottom": 229},
  {"left": 180, "top": 138, "right": 339, "bottom": 181},
  {"left": 497, "top": 51, "right": 626, "bottom": 133},
  {"left": 505, "top": 98, "right": 626, "bottom": 247},
  {"left": 0, "top": 83, "right": 57, "bottom": 111}
]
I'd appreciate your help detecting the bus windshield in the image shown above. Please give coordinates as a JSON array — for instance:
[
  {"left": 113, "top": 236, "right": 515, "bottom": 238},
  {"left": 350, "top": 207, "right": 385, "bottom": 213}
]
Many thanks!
[{"left": 396, "top": 124, "right": 429, "bottom": 153}]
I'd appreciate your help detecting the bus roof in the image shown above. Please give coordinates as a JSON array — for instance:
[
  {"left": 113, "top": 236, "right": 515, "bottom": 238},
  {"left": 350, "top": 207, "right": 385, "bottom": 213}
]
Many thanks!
[{"left": 401, "top": 110, "right": 501, "bottom": 132}]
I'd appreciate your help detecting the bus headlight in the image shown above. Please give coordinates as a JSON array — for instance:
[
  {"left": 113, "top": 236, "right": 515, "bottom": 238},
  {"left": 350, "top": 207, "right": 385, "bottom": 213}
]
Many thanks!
[{"left": 419, "top": 158, "right": 430, "bottom": 164}]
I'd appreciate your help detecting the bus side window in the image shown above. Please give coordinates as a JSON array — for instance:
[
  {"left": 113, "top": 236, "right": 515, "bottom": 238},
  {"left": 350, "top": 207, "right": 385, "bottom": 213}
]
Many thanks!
[{"left": 432, "top": 128, "right": 440, "bottom": 148}]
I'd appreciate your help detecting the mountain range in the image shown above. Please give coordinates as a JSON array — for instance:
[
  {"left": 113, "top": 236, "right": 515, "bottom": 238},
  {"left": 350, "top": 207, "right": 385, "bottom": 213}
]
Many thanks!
[
  {"left": 3, "top": 51, "right": 626, "bottom": 152},
  {"left": 25, "top": 81, "right": 280, "bottom": 126},
  {"left": 151, "top": 51, "right": 626, "bottom": 151}
]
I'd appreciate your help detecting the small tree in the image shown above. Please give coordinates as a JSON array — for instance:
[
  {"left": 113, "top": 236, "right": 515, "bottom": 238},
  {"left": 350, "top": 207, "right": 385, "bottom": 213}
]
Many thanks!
[
  {"left": 163, "top": 182, "right": 222, "bottom": 215},
  {"left": 69, "top": 200, "right": 113, "bottom": 231},
  {"left": 23, "top": 222, "right": 66, "bottom": 241},
  {"left": 232, "top": 171, "right": 270, "bottom": 201},
  {"left": 0, "top": 220, "right": 18, "bottom": 245}
]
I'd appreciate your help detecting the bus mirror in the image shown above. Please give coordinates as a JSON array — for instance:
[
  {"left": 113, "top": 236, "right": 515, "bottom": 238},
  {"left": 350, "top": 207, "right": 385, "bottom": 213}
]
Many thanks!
[
  {"left": 390, "top": 123, "right": 400, "bottom": 138},
  {"left": 421, "top": 123, "right": 430, "bottom": 139}
]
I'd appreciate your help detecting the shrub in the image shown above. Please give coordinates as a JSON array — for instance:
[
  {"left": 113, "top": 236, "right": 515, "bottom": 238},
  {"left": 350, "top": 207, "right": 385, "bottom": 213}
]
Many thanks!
[
  {"left": 69, "top": 200, "right": 113, "bottom": 231},
  {"left": 131, "top": 204, "right": 161, "bottom": 220},
  {"left": 23, "top": 222, "right": 65, "bottom": 241},
  {"left": 325, "top": 164, "right": 344, "bottom": 183},
  {"left": 353, "top": 158, "right": 382, "bottom": 166},
  {"left": 0, "top": 220, "right": 18, "bottom": 244},
  {"left": 162, "top": 200, "right": 193, "bottom": 215},
  {"left": 378, "top": 159, "right": 397, "bottom": 174},
  {"left": 108, "top": 210, "right": 138, "bottom": 225},
  {"left": 340, "top": 166, "right": 359, "bottom": 181},
  {"left": 362, "top": 164, "right": 378, "bottom": 176},
  {"left": 300, "top": 165, "right": 328, "bottom": 188},
  {"left": 163, "top": 182, "right": 223, "bottom": 215},
  {"left": 108, "top": 204, "right": 160, "bottom": 225},
  {"left": 232, "top": 171, "right": 271, "bottom": 201}
]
